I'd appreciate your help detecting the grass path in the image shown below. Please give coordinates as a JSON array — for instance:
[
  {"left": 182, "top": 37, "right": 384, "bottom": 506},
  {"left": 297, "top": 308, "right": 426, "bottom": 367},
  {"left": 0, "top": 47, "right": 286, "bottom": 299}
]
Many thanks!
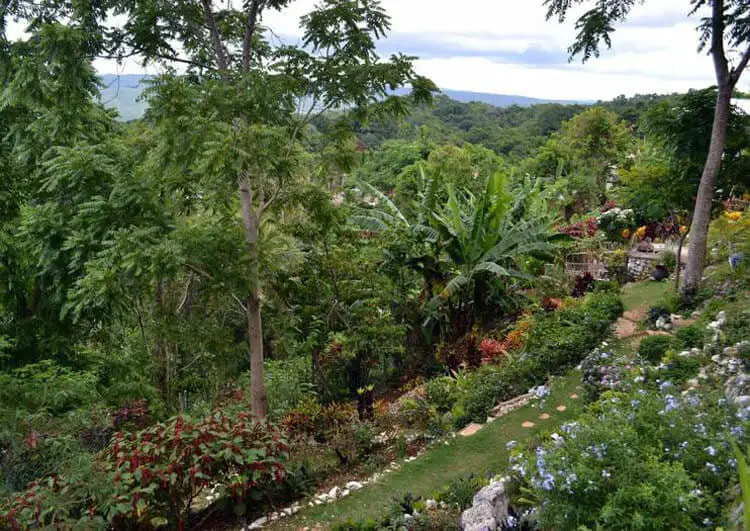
[{"left": 269, "top": 371, "right": 584, "bottom": 528}]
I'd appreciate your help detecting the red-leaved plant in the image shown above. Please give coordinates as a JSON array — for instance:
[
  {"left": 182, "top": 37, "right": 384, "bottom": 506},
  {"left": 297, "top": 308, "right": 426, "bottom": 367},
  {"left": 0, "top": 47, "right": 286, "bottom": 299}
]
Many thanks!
[{"left": 1, "top": 409, "right": 289, "bottom": 529}]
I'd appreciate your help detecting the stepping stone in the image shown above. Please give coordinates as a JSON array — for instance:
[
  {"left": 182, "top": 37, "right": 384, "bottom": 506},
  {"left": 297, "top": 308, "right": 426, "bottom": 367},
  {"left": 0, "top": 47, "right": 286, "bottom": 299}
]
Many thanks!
[
  {"left": 539, "top": 413, "right": 551, "bottom": 420},
  {"left": 521, "top": 421, "right": 535, "bottom": 428},
  {"left": 459, "top": 423, "right": 483, "bottom": 437},
  {"left": 556, "top": 405, "right": 567, "bottom": 412},
  {"left": 569, "top": 393, "right": 579, "bottom": 399}
]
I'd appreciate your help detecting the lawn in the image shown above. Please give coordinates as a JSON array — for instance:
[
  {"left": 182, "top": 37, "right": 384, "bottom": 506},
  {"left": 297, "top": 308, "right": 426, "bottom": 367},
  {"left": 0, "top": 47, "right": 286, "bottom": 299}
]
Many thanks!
[
  {"left": 268, "top": 371, "right": 584, "bottom": 529},
  {"left": 620, "top": 280, "right": 671, "bottom": 312}
]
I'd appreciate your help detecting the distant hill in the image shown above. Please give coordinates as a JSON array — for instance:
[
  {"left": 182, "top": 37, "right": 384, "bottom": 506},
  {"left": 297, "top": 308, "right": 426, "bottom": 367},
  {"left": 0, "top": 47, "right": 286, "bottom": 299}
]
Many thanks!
[
  {"left": 399, "top": 88, "right": 592, "bottom": 107},
  {"left": 97, "top": 74, "right": 591, "bottom": 121}
]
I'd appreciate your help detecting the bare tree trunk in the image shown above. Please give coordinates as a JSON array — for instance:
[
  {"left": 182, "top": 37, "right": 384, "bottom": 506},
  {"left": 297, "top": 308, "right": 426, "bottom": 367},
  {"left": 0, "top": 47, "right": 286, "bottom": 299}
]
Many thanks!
[
  {"left": 683, "top": 84, "right": 732, "bottom": 294},
  {"left": 246, "top": 288, "right": 267, "bottom": 417},
  {"left": 675, "top": 217, "right": 692, "bottom": 293},
  {"left": 239, "top": 175, "right": 268, "bottom": 418}
]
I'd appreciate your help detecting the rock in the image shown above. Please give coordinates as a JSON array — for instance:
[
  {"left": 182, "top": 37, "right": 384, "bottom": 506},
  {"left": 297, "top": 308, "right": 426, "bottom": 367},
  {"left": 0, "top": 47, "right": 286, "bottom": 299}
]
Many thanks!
[
  {"left": 346, "top": 481, "right": 363, "bottom": 491},
  {"left": 249, "top": 516, "right": 267, "bottom": 529},
  {"left": 712, "top": 354, "right": 722, "bottom": 364},
  {"left": 341, "top": 489, "right": 350, "bottom": 497},
  {"left": 461, "top": 481, "right": 509, "bottom": 531},
  {"left": 686, "top": 378, "right": 699, "bottom": 388},
  {"left": 736, "top": 395, "right": 750, "bottom": 408},
  {"left": 328, "top": 486, "right": 340, "bottom": 500},
  {"left": 425, "top": 499, "right": 438, "bottom": 510},
  {"left": 459, "top": 423, "right": 484, "bottom": 437},
  {"left": 655, "top": 315, "right": 673, "bottom": 331},
  {"left": 521, "top": 421, "right": 535, "bottom": 428},
  {"left": 460, "top": 501, "right": 498, "bottom": 531}
]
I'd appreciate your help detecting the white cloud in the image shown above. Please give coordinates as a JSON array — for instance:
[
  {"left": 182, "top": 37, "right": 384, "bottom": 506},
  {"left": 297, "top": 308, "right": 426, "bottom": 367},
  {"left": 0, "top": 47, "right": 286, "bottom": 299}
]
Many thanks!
[{"left": 7, "top": 0, "right": 744, "bottom": 99}]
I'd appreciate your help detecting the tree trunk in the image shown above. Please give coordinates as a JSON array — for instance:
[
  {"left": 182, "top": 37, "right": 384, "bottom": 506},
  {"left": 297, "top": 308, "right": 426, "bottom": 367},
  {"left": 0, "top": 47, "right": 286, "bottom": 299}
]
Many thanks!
[
  {"left": 239, "top": 175, "right": 268, "bottom": 418},
  {"left": 682, "top": 84, "right": 733, "bottom": 294},
  {"left": 674, "top": 218, "right": 692, "bottom": 293},
  {"left": 246, "top": 289, "right": 267, "bottom": 418}
]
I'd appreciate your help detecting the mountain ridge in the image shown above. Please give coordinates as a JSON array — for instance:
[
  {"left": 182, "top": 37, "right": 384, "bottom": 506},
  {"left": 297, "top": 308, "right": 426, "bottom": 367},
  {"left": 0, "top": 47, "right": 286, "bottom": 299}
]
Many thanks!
[{"left": 98, "top": 74, "right": 592, "bottom": 121}]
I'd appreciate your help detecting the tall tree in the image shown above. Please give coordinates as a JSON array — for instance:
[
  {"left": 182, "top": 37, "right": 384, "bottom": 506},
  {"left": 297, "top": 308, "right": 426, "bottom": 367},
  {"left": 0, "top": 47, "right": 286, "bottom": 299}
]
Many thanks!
[
  {"left": 2, "top": 0, "right": 434, "bottom": 417},
  {"left": 544, "top": 0, "right": 750, "bottom": 295}
]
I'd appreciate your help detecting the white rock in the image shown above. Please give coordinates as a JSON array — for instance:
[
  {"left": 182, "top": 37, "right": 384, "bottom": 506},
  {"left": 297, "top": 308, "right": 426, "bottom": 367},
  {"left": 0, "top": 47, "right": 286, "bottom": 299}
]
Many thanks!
[
  {"left": 425, "top": 499, "right": 438, "bottom": 510},
  {"left": 328, "top": 486, "right": 340, "bottom": 499},
  {"left": 341, "top": 489, "right": 350, "bottom": 497},
  {"left": 249, "top": 516, "right": 267, "bottom": 529},
  {"left": 346, "top": 481, "right": 363, "bottom": 491}
]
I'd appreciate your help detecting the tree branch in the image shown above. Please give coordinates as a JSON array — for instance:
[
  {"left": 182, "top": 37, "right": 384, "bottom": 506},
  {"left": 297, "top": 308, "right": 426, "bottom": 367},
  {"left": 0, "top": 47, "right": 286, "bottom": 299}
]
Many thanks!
[
  {"left": 243, "top": 0, "right": 263, "bottom": 73},
  {"left": 711, "top": 0, "right": 730, "bottom": 85},
  {"left": 200, "top": 0, "right": 229, "bottom": 74},
  {"left": 730, "top": 44, "right": 750, "bottom": 86}
]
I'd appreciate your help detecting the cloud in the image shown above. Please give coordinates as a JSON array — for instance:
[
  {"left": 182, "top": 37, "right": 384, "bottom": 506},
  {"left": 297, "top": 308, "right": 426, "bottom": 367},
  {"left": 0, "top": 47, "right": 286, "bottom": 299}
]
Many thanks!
[
  {"left": 263, "top": 0, "right": 722, "bottom": 99},
  {"left": 6, "top": 0, "right": 738, "bottom": 99}
]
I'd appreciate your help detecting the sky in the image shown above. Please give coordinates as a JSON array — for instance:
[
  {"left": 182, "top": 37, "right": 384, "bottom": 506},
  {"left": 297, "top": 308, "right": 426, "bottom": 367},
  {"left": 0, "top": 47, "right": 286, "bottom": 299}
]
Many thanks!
[{"left": 7, "top": 0, "right": 745, "bottom": 101}]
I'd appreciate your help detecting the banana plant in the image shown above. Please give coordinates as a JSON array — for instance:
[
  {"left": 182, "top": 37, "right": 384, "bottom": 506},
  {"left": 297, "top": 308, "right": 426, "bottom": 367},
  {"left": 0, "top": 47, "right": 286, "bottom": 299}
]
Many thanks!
[{"left": 431, "top": 172, "right": 564, "bottom": 336}]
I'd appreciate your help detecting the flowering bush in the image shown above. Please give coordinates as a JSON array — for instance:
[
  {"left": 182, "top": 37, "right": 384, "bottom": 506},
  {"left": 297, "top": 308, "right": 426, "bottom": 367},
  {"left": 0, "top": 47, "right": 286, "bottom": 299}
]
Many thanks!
[
  {"left": 557, "top": 217, "right": 598, "bottom": 239},
  {"left": 479, "top": 337, "right": 505, "bottom": 363},
  {"left": 596, "top": 207, "right": 635, "bottom": 241},
  {"left": 511, "top": 385, "right": 750, "bottom": 529}
]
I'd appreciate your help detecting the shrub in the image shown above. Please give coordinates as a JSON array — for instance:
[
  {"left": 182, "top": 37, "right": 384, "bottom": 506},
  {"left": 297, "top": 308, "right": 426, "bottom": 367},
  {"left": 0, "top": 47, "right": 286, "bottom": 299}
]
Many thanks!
[
  {"left": 428, "top": 292, "right": 623, "bottom": 424},
  {"left": 660, "top": 352, "right": 702, "bottom": 384},
  {"left": 638, "top": 335, "right": 675, "bottom": 364},
  {"left": 1, "top": 408, "right": 289, "bottom": 528},
  {"left": 513, "top": 386, "right": 749, "bottom": 529},
  {"left": 675, "top": 325, "right": 705, "bottom": 349},
  {"left": 424, "top": 377, "right": 458, "bottom": 414}
]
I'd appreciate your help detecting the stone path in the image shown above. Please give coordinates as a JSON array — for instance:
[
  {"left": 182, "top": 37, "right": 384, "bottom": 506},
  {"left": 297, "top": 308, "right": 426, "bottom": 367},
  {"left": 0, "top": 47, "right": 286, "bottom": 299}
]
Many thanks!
[{"left": 614, "top": 305, "right": 648, "bottom": 339}]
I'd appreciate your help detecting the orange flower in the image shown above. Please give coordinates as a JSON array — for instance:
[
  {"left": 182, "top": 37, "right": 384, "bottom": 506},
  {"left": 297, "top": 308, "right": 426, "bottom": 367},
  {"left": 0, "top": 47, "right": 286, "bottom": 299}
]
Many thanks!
[
  {"left": 679, "top": 225, "right": 688, "bottom": 235},
  {"left": 635, "top": 226, "right": 647, "bottom": 240},
  {"left": 725, "top": 211, "right": 743, "bottom": 222},
  {"left": 621, "top": 228, "right": 631, "bottom": 239}
]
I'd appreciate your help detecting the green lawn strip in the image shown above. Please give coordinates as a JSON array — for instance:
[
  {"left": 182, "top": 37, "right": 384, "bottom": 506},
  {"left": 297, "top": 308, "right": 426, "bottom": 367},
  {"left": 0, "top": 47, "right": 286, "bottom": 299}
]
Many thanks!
[
  {"left": 270, "top": 371, "right": 583, "bottom": 529},
  {"left": 620, "top": 280, "right": 671, "bottom": 313}
]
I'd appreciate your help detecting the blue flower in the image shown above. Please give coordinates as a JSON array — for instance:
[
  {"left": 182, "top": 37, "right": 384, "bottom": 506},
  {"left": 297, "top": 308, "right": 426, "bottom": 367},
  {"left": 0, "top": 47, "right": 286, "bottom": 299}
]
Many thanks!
[
  {"left": 541, "top": 473, "right": 555, "bottom": 491},
  {"left": 660, "top": 395, "right": 679, "bottom": 414},
  {"left": 601, "top": 469, "right": 611, "bottom": 479},
  {"left": 630, "top": 399, "right": 641, "bottom": 408},
  {"left": 694, "top": 423, "right": 707, "bottom": 435},
  {"left": 731, "top": 425, "right": 745, "bottom": 438},
  {"left": 705, "top": 462, "right": 719, "bottom": 474},
  {"left": 705, "top": 446, "right": 717, "bottom": 457}
]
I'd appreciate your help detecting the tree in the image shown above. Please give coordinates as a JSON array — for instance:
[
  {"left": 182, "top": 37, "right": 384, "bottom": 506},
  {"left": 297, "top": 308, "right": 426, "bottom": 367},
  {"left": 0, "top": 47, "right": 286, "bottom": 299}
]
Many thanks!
[
  {"left": 544, "top": 0, "right": 750, "bottom": 295},
  {"left": 3, "top": 0, "right": 435, "bottom": 417}
]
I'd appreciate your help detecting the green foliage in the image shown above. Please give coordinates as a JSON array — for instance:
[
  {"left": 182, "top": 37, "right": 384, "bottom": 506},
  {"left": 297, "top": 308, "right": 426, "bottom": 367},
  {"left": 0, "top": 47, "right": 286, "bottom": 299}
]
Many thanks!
[
  {"left": 421, "top": 293, "right": 623, "bottom": 424},
  {"left": 676, "top": 325, "right": 706, "bottom": 349},
  {"left": 515, "top": 385, "right": 747, "bottom": 529},
  {"left": 660, "top": 351, "right": 702, "bottom": 384},
  {"left": 638, "top": 335, "right": 676, "bottom": 364},
  {"left": 0, "top": 408, "right": 289, "bottom": 528}
]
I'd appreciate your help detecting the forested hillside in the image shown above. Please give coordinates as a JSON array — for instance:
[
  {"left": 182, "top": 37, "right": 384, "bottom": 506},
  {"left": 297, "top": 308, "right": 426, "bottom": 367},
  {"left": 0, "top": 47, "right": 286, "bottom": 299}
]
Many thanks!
[{"left": 3, "top": 1, "right": 750, "bottom": 530}]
